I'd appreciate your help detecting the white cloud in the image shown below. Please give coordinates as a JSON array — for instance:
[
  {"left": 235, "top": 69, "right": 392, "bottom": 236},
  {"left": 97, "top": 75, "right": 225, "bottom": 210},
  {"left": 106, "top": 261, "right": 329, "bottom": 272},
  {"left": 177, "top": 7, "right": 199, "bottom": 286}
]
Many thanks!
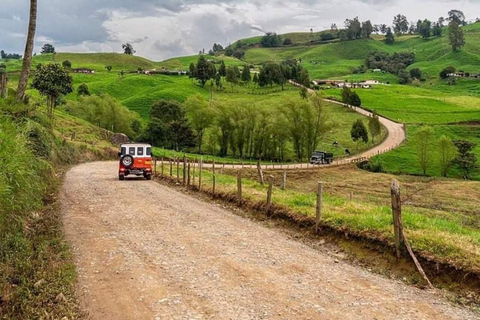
[{"left": 3, "top": 0, "right": 480, "bottom": 60}]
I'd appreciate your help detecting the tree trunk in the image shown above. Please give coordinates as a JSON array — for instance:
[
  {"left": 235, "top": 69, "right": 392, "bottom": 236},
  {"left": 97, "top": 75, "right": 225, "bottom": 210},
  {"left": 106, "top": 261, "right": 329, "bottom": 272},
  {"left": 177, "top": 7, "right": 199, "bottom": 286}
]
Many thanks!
[{"left": 16, "top": 0, "right": 38, "bottom": 102}]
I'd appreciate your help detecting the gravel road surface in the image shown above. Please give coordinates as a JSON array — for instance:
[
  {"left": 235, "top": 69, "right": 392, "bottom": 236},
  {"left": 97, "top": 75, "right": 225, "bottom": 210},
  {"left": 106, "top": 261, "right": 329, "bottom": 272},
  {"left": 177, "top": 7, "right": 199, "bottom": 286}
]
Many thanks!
[{"left": 62, "top": 161, "right": 477, "bottom": 320}]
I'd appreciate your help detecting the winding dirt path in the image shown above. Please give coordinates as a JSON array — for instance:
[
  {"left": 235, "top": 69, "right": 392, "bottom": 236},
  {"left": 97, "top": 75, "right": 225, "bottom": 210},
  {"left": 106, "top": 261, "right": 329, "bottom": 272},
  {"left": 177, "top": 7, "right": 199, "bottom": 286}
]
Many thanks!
[{"left": 62, "top": 162, "right": 476, "bottom": 320}]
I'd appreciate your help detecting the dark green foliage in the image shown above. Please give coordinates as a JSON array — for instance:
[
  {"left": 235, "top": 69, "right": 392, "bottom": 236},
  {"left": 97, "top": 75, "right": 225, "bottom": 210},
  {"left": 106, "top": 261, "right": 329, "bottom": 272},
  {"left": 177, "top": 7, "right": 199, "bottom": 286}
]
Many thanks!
[
  {"left": 349, "top": 91, "right": 362, "bottom": 107},
  {"left": 62, "top": 60, "right": 72, "bottom": 68},
  {"left": 77, "top": 83, "right": 90, "bottom": 96},
  {"left": 448, "top": 10, "right": 466, "bottom": 26},
  {"left": 440, "top": 66, "right": 456, "bottom": 79},
  {"left": 432, "top": 23, "right": 443, "bottom": 37},
  {"left": 453, "top": 140, "right": 477, "bottom": 179},
  {"left": 64, "top": 95, "right": 140, "bottom": 138},
  {"left": 241, "top": 65, "right": 251, "bottom": 83},
  {"left": 195, "top": 55, "right": 216, "bottom": 87},
  {"left": 261, "top": 32, "right": 282, "bottom": 47},
  {"left": 410, "top": 68, "right": 422, "bottom": 79},
  {"left": 219, "top": 60, "right": 226, "bottom": 77},
  {"left": 0, "top": 50, "right": 22, "bottom": 59},
  {"left": 283, "top": 38, "right": 293, "bottom": 45},
  {"left": 351, "top": 119, "right": 368, "bottom": 147},
  {"left": 40, "top": 44, "right": 55, "bottom": 54},
  {"left": 144, "top": 99, "right": 195, "bottom": 150},
  {"left": 122, "top": 43, "right": 135, "bottom": 55},
  {"left": 320, "top": 33, "right": 335, "bottom": 41},
  {"left": 226, "top": 66, "right": 238, "bottom": 90},
  {"left": 385, "top": 27, "right": 395, "bottom": 44},
  {"left": 189, "top": 62, "right": 196, "bottom": 79},
  {"left": 105, "top": 65, "right": 113, "bottom": 72},
  {"left": 368, "top": 111, "right": 381, "bottom": 143},
  {"left": 32, "top": 64, "right": 73, "bottom": 119},
  {"left": 365, "top": 51, "right": 415, "bottom": 74},
  {"left": 344, "top": 17, "right": 362, "bottom": 39},
  {"left": 341, "top": 86, "right": 352, "bottom": 104},
  {"left": 393, "top": 14, "right": 409, "bottom": 35},
  {"left": 417, "top": 19, "right": 432, "bottom": 39},
  {"left": 449, "top": 21, "right": 465, "bottom": 51},
  {"left": 397, "top": 69, "right": 411, "bottom": 84}
]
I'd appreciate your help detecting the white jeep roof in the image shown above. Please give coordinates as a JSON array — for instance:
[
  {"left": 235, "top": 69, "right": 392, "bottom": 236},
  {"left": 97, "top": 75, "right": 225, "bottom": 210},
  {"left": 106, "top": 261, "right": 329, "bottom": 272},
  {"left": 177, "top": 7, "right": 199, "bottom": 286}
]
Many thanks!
[{"left": 121, "top": 143, "right": 152, "bottom": 148}]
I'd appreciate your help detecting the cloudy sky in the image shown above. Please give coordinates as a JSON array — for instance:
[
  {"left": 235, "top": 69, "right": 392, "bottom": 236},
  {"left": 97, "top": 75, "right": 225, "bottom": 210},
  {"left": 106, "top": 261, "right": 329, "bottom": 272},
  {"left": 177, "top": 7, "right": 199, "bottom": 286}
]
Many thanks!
[{"left": 2, "top": 0, "right": 479, "bottom": 61}]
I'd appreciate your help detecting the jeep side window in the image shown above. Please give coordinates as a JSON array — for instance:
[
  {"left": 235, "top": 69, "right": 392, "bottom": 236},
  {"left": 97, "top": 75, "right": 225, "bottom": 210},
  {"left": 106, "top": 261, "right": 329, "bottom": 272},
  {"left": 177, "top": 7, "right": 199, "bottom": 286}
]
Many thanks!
[
  {"left": 128, "top": 147, "right": 135, "bottom": 155},
  {"left": 146, "top": 147, "right": 151, "bottom": 156},
  {"left": 121, "top": 147, "right": 126, "bottom": 155},
  {"left": 137, "top": 147, "right": 144, "bottom": 156}
]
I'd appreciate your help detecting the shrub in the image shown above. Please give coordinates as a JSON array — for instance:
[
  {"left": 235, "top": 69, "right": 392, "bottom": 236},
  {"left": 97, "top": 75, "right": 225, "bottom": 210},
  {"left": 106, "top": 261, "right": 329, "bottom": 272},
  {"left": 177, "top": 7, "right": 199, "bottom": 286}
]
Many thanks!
[
  {"left": 64, "top": 95, "right": 141, "bottom": 138},
  {"left": 77, "top": 83, "right": 91, "bottom": 96},
  {"left": 440, "top": 66, "right": 456, "bottom": 79},
  {"left": 62, "top": 60, "right": 71, "bottom": 68}
]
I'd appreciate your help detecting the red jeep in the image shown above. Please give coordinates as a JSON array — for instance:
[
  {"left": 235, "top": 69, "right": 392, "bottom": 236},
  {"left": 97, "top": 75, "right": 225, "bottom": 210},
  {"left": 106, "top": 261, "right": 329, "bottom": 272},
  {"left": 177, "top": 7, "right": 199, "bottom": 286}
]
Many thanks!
[{"left": 118, "top": 143, "right": 153, "bottom": 180}]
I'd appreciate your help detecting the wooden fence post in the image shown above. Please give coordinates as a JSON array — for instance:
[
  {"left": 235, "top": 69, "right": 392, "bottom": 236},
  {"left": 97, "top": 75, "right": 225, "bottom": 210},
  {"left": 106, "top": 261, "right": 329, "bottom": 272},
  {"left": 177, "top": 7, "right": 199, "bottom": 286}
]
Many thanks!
[
  {"left": 257, "top": 161, "right": 264, "bottom": 185},
  {"left": 187, "top": 161, "right": 191, "bottom": 189},
  {"left": 176, "top": 157, "right": 180, "bottom": 181},
  {"left": 183, "top": 155, "right": 187, "bottom": 186},
  {"left": 169, "top": 159, "right": 173, "bottom": 177},
  {"left": 192, "top": 159, "right": 196, "bottom": 186},
  {"left": 199, "top": 156, "right": 203, "bottom": 191},
  {"left": 267, "top": 175, "right": 274, "bottom": 210},
  {"left": 221, "top": 164, "right": 225, "bottom": 174},
  {"left": 212, "top": 159, "right": 216, "bottom": 174},
  {"left": 154, "top": 158, "right": 157, "bottom": 176},
  {"left": 281, "top": 171, "right": 287, "bottom": 190},
  {"left": 237, "top": 169, "right": 242, "bottom": 205},
  {"left": 315, "top": 181, "right": 323, "bottom": 232},
  {"left": 212, "top": 174, "right": 216, "bottom": 195},
  {"left": 391, "top": 179, "right": 403, "bottom": 260},
  {"left": 161, "top": 158, "right": 164, "bottom": 176}
]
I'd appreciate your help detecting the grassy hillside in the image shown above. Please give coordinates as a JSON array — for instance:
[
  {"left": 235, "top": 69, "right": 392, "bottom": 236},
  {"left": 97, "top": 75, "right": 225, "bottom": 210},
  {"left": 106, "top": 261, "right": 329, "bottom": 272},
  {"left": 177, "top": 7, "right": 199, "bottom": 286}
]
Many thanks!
[
  {"left": 240, "top": 22, "right": 480, "bottom": 81},
  {"left": 0, "top": 98, "right": 115, "bottom": 318}
]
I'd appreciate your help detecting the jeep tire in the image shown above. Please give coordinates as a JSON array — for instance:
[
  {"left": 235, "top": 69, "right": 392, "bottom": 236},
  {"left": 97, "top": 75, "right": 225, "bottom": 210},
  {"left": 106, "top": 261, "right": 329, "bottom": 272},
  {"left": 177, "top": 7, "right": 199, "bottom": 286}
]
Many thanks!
[{"left": 120, "top": 155, "right": 134, "bottom": 168}]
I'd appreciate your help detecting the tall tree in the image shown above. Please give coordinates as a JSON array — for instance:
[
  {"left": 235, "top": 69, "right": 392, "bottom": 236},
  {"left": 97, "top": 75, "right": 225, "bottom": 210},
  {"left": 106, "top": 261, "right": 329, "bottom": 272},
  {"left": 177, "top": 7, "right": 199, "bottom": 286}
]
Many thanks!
[
  {"left": 16, "top": 0, "right": 38, "bottom": 102},
  {"left": 40, "top": 43, "right": 55, "bottom": 54},
  {"left": 195, "top": 55, "right": 215, "bottom": 87},
  {"left": 438, "top": 135, "right": 457, "bottom": 177},
  {"left": 449, "top": 21, "right": 465, "bottom": 51},
  {"left": 393, "top": 14, "right": 409, "bottom": 35},
  {"left": 361, "top": 20, "right": 373, "bottom": 38},
  {"left": 351, "top": 119, "right": 368, "bottom": 149},
  {"left": 368, "top": 111, "right": 381, "bottom": 143},
  {"left": 341, "top": 86, "right": 352, "bottom": 104},
  {"left": 453, "top": 140, "right": 477, "bottom": 179},
  {"left": 122, "top": 43, "right": 135, "bottom": 55},
  {"left": 225, "top": 66, "right": 238, "bottom": 91},
  {"left": 32, "top": 63, "right": 73, "bottom": 120},
  {"left": 417, "top": 19, "right": 432, "bottom": 39},
  {"left": 414, "top": 126, "right": 435, "bottom": 175},
  {"left": 184, "top": 95, "right": 215, "bottom": 152},
  {"left": 241, "top": 65, "right": 251, "bottom": 84},
  {"left": 385, "top": 28, "right": 395, "bottom": 44},
  {"left": 219, "top": 60, "right": 226, "bottom": 77},
  {"left": 448, "top": 10, "right": 466, "bottom": 26}
]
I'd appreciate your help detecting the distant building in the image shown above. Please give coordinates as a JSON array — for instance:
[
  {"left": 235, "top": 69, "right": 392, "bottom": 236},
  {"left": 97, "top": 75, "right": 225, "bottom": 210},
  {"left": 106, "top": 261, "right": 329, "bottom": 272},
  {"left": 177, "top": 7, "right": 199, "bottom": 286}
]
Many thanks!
[{"left": 73, "top": 68, "right": 95, "bottom": 74}]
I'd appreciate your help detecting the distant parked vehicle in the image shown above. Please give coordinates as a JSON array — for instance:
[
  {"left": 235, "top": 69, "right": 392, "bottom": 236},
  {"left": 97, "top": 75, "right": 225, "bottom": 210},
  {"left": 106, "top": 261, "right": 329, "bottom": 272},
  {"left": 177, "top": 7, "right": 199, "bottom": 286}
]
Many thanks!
[
  {"left": 118, "top": 143, "right": 153, "bottom": 180},
  {"left": 310, "top": 151, "right": 334, "bottom": 165}
]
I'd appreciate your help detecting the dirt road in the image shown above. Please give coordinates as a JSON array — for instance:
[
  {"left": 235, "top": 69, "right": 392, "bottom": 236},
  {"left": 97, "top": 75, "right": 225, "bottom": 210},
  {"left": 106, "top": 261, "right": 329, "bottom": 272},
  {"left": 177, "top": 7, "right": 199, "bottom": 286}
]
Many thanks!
[{"left": 62, "top": 162, "right": 477, "bottom": 320}]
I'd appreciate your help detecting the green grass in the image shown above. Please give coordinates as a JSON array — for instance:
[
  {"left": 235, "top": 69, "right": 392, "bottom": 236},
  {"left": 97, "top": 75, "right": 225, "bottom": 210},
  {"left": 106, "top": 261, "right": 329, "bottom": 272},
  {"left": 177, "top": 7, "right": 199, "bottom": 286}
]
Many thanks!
[
  {"left": 156, "top": 164, "right": 480, "bottom": 274},
  {"left": 0, "top": 99, "right": 114, "bottom": 318},
  {"left": 374, "top": 124, "right": 480, "bottom": 179},
  {"left": 324, "top": 84, "right": 480, "bottom": 125}
]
